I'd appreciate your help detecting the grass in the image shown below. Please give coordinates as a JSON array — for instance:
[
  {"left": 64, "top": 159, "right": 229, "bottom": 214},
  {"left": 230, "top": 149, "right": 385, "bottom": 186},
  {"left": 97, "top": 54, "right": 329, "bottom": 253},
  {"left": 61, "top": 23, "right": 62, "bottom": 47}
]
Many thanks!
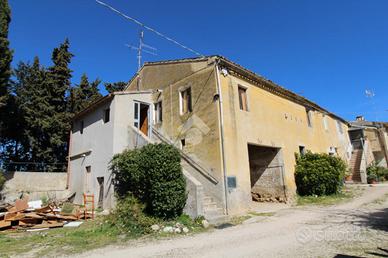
[
  {"left": 0, "top": 214, "right": 206, "bottom": 257},
  {"left": 0, "top": 219, "right": 122, "bottom": 257},
  {"left": 296, "top": 186, "right": 358, "bottom": 206}
]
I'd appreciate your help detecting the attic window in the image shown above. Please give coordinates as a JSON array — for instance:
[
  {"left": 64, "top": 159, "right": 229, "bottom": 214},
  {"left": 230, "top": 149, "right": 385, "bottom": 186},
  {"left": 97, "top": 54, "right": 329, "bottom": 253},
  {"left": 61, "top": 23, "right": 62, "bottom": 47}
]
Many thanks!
[
  {"left": 180, "top": 87, "right": 192, "bottom": 115},
  {"left": 238, "top": 86, "right": 248, "bottom": 111}
]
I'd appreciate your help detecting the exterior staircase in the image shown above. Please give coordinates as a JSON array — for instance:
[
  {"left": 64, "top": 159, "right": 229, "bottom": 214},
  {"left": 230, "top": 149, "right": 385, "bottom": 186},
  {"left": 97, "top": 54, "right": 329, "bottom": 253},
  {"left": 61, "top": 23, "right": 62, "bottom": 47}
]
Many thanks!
[
  {"left": 203, "top": 195, "right": 227, "bottom": 224},
  {"left": 349, "top": 149, "right": 363, "bottom": 182}
]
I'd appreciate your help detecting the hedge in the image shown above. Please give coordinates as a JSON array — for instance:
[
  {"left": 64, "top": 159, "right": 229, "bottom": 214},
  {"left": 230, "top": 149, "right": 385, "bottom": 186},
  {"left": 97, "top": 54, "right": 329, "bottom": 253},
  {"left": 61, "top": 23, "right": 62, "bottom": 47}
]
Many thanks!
[{"left": 295, "top": 152, "right": 346, "bottom": 196}]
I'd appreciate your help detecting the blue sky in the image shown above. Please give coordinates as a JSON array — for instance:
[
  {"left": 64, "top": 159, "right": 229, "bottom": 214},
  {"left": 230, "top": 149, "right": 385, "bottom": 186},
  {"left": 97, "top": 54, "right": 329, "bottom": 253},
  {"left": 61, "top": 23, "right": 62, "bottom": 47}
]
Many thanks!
[{"left": 8, "top": 0, "right": 388, "bottom": 121}]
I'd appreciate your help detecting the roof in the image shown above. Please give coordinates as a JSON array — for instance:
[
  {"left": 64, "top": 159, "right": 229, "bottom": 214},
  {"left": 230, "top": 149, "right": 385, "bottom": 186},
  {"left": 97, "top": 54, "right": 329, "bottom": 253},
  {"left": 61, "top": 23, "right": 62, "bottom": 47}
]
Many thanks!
[{"left": 126, "top": 55, "right": 348, "bottom": 124}]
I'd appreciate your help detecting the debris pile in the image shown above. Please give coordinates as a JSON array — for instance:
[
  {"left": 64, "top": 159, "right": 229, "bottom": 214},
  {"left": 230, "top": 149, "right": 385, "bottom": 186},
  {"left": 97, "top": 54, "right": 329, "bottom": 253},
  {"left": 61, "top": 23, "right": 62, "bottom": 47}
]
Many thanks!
[{"left": 0, "top": 196, "right": 89, "bottom": 231}]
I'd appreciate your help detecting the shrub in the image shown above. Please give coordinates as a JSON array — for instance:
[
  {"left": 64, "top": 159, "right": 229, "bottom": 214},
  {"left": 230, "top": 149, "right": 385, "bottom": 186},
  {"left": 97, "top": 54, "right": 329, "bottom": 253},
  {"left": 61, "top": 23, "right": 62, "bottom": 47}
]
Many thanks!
[
  {"left": 295, "top": 152, "right": 346, "bottom": 196},
  {"left": 110, "top": 143, "right": 187, "bottom": 219},
  {"left": 367, "top": 163, "right": 388, "bottom": 182},
  {"left": 108, "top": 194, "right": 159, "bottom": 235}
]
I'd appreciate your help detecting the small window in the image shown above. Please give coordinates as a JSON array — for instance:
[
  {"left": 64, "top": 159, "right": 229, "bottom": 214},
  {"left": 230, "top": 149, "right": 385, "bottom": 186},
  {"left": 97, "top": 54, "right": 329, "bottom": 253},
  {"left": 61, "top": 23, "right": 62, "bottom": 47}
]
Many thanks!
[
  {"left": 337, "top": 120, "right": 343, "bottom": 134},
  {"left": 306, "top": 109, "right": 312, "bottom": 127},
  {"left": 155, "top": 101, "right": 163, "bottom": 123},
  {"left": 180, "top": 88, "right": 192, "bottom": 114},
  {"left": 104, "top": 108, "right": 110, "bottom": 123},
  {"left": 86, "top": 166, "right": 91, "bottom": 173},
  {"left": 323, "top": 115, "right": 328, "bottom": 131},
  {"left": 299, "top": 146, "right": 306, "bottom": 156},
  {"left": 80, "top": 120, "right": 84, "bottom": 134},
  {"left": 180, "top": 138, "right": 186, "bottom": 149},
  {"left": 238, "top": 86, "right": 248, "bottom": 111}
]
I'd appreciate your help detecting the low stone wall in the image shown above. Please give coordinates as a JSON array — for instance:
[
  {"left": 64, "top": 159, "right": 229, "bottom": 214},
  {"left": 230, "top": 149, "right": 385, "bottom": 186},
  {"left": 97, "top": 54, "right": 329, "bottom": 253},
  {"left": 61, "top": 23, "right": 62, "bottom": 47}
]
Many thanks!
[{"left": 1, "top": 171, "right": 68, "bottom": 202}]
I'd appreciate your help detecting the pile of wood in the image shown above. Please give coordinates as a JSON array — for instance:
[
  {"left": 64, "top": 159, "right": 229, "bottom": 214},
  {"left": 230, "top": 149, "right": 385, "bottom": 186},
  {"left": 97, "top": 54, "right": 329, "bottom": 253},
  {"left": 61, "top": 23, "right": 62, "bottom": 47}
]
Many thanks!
[{"left": 0, "top": 197, "right": 91, "bottom": 231}]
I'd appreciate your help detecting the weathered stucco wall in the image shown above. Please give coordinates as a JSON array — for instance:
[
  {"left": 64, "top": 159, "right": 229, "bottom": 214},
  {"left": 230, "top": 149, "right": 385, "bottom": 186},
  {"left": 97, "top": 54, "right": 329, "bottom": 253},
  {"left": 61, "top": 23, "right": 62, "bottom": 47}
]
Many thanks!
[
  {"left": 129, "top": 61, "right": 225, "bottom": 207},
  {"left": 219, "top": 71, "right": 351, "bottom": 213}
]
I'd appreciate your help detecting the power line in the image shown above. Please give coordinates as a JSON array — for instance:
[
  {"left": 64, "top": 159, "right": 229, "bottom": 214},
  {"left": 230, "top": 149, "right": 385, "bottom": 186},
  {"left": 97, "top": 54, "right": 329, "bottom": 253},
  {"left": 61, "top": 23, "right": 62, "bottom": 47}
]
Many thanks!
[{"left": 96, "top": 0, "right": 204, "bottom": 57}]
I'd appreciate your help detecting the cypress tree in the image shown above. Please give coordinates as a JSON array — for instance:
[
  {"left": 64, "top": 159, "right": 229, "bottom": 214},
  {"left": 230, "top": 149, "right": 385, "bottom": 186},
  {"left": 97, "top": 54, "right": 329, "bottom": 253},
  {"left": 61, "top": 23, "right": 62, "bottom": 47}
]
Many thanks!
[
  {"left": 45, "top": 39, "right": 74, "bottom": 167},
  {"left": 0, "top": 0, "right": 12, "bottom": 106}
]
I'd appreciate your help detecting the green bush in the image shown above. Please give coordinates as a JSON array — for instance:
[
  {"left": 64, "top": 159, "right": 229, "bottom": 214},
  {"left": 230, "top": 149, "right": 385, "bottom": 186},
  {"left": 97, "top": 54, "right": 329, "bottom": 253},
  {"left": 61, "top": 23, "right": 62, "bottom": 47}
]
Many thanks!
[
  {"left": 295, "top": 152, "right": 346, "bottom": 196},
  {"left": 110, "top": 143, "right": 187, "bottom": 219},
  {"left": 108, "top": 194, "right": 159, "bottom": 235},
  {"left": 367, "top": 163, "right": 388, "bottom": 182}
]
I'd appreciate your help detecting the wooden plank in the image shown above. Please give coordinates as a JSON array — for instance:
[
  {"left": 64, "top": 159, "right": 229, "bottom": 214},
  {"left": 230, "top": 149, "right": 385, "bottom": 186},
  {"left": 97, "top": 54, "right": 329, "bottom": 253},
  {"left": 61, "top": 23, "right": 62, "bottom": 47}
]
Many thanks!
[
  {"left": 0, "top": 220, "right": 11, "bottom": 229},
  {"left": 31, "top": 222, "right": 64, "bottom": 229}
]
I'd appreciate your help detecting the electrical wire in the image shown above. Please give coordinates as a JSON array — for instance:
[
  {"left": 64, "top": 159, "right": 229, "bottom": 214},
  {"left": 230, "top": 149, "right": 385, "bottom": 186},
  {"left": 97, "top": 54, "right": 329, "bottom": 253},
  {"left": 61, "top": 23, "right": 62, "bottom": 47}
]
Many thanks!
[{"left": 96, "top": 0, "right": 204, "bottom": 57}]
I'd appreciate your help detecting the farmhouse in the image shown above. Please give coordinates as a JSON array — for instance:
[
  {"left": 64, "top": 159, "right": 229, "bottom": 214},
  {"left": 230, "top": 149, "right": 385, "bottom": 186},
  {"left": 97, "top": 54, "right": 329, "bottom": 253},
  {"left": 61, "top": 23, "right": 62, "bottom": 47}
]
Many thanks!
[{"left": 68, "top": 56, "right": 352, "bottom": 219}]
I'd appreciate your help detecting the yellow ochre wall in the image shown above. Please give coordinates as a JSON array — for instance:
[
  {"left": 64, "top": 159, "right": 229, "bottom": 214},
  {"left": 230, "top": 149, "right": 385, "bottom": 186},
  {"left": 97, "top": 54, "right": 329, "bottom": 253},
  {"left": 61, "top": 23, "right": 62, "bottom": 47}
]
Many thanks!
[{"left": 219, "top": 72, "right": 351, "bottom": 213}]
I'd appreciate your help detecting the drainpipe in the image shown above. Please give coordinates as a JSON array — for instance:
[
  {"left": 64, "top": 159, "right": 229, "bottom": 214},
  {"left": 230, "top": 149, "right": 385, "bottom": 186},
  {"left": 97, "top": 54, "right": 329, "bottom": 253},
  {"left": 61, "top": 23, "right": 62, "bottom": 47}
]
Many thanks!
[
  {"left": 215, "top": 60, "right": 229, "bottom": 215},
  {"left": 66, "top": 129, "right": 72, "bottom": 189}
]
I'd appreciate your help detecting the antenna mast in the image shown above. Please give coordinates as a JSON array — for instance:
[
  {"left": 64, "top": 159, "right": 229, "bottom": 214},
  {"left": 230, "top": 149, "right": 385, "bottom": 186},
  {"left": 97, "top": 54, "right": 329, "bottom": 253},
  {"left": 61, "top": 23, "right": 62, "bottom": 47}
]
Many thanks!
[{"left": 125, "top": 28, "right": 157, "bottom": 71}]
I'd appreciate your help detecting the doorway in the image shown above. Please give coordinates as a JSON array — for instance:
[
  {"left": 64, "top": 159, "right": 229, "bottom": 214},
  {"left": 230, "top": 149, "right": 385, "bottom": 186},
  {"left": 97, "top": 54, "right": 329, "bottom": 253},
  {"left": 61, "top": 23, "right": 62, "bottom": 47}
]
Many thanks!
[
  {"left": 96, "top": 177, "right": 104, "bottom": 209},
  {"left": 134, "top": 102, "right": 150, "bottom": 136},
  {"left": 247, "top": 144, "right": 286, "bottom": 202}
]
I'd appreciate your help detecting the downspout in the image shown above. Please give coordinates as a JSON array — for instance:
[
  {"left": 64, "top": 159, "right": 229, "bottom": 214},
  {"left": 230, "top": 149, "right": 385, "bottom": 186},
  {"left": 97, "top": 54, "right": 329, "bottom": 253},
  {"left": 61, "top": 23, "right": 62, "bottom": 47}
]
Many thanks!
[
  {"left": 66, "top": 129, "right": 72, "bottom": 189},
  {"left": 215, "top": 60, "right": 229, "bottom": 215}
]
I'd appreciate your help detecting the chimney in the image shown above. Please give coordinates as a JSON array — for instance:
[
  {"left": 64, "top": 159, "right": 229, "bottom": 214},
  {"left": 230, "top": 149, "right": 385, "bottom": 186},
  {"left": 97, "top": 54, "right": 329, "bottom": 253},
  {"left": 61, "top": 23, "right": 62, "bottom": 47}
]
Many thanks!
[{"left": 356, "top": 115, "right": 365, "bottom": 121}]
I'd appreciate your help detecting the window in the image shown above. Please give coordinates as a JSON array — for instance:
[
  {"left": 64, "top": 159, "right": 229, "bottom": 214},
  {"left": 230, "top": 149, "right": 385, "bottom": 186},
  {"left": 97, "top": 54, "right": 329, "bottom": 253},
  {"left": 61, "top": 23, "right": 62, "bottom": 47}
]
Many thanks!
[
  {"left": 238, "top": 86, "right": 248, "bottom": 111},
  {"left": 180, "top": 88, "right": 192, "bottom": 114},
  {"left": 154, "top": 101, "right": 163, "bottom": 123},
  {"left": 299, "top": 146, "right": 306, "bottom": 156},
  {"left": 86, "top": 166, "right": 91, "bottom": 173},
  {"left": 104, "top": 108, "right": 110, "bottom": 123},
  {"left": 180, "top": 138, "right": 186, "bottom": 149},
  {"left": 80, "top": 120, "right": 84, "bottom": 134},
  {"left": 306, "top": 109, "right": 313, "bottom": 127},
  {"left": 336, "top": 120, "right": 343, "bottom": 134},
  {"left": 323, "top": 115, "right": 328, "bottom": 131}
]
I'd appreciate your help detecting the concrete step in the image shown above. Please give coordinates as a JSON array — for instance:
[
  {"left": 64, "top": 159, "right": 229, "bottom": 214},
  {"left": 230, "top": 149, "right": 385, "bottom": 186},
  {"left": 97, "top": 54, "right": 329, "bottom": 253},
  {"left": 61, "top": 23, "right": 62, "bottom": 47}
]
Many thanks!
[
  {"left": 203, "top": 202, "right": 218, "bottom": 210},
  {"left": 204, "top": 207, "right": 224, "bottom": 218},
  {"left": 203, "top": 196, "right": 215, "bottom": 204}
]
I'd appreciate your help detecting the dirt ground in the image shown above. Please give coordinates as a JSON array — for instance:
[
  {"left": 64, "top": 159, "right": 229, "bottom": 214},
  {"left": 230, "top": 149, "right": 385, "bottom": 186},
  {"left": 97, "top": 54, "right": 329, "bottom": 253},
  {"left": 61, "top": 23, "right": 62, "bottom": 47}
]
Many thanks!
[{"left": 76, "top": 184, "right": 388, "bottom": 258}]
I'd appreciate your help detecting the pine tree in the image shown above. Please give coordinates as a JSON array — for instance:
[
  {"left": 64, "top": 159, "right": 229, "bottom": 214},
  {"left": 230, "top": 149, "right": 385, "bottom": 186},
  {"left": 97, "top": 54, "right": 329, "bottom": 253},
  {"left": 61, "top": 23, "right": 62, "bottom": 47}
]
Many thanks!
[
  {"left": 13, "top": 58, "right": 50, "bottom": 167},
  {"left": 70, "top": 73, "right": 102, "bottom": 113},
  {"left": 0, "top": 0, "right": 12, "bottom": 107},
  {"left": 104, "top": 81, "right": 127, "bottom": 93}
]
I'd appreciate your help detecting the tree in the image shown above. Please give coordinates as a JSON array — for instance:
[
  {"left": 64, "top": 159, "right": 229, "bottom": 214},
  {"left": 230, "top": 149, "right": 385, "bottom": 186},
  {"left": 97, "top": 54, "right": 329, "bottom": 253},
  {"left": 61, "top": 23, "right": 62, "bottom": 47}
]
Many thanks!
[
  {"left": 45, "top": 39, "right": 74, "bottom": 166},
  {"left": 70, "top": 73, "right": 102, "bottom": 113},
  {"left": 12, "top": 58, "right": 50, "bottom": 167},
  {"left": 0, "top": 0, "right": 12, "bottom": 107},
  {"left": 104, "top": 81, "right": 127, "bottom": 93}
]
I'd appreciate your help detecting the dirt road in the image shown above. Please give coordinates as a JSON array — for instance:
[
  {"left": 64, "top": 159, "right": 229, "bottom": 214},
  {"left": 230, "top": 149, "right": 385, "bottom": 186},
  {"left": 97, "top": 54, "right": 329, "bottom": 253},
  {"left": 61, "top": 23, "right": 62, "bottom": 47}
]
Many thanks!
[{"left": 78, "top": 185, "right": 388, "bottom": 258}]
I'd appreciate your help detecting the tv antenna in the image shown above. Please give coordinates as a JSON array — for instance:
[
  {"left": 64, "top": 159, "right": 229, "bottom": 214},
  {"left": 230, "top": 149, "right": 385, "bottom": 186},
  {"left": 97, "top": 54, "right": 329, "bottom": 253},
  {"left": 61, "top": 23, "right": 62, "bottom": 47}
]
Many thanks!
[
  {"left": 125, "top": 29, "right": 157, "bottom": 71},
  {"left": 365, "top": 88, "right": 378, "bottom": 121},
  {"left": 96, "top": 0, "right": 204, "bottom": 58}
]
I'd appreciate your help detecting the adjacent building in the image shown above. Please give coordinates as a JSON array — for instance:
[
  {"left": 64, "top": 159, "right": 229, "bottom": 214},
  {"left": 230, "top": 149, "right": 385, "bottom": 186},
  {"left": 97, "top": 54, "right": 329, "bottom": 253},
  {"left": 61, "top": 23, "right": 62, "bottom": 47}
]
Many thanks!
[{"left": 68, "top": 56, "right": 352, "bottom": 219}]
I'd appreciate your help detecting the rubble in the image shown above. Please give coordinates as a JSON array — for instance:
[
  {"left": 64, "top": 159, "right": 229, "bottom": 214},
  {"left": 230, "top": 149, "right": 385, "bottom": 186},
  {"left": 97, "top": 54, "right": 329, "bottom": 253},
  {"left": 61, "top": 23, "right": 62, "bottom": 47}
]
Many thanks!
[{"left": 0, "top": 195, "right": 92, "bottom": 232}]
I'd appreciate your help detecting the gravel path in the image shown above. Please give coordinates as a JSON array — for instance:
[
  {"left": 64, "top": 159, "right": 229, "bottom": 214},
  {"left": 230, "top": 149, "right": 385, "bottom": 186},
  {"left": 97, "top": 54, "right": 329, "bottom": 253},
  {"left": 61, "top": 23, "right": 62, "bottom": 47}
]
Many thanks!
[{"left": 77, "top": 184, "right": 388, "bottom": 258}]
